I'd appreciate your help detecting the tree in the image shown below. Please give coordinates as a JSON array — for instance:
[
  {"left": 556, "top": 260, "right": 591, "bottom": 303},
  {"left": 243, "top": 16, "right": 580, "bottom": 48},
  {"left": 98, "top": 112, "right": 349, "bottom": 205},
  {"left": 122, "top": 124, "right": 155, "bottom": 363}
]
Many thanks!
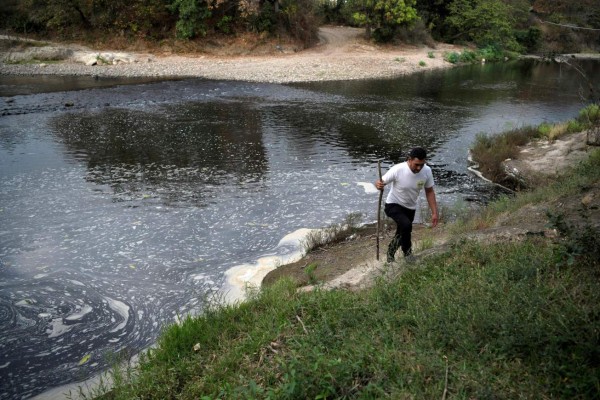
[
  {"left": 446, "top": 0, "right": 524, "bottom": 51},
  {"left": 415, "top": 0, "right": 452, "bottom": 40},
  {"left": 170, "top": 0, "right": 212, "bottom": 39},
  {"left": 347, "top": 0, "right": 418, "bottom": 42}
]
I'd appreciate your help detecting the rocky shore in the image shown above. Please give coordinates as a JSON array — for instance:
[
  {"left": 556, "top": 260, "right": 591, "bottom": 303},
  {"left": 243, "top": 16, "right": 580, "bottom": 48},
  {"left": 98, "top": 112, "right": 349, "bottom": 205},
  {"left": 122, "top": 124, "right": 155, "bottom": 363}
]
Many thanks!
[{"left": 0, "top": 27, "right": 457, "bottom": 83}]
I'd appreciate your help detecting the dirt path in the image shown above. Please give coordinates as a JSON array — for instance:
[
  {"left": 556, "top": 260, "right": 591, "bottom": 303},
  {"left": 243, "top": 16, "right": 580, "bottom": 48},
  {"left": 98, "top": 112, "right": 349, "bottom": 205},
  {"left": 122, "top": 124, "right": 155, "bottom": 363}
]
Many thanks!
[{"left": 314, "top": 26, "right": 364, "bottom": 54}]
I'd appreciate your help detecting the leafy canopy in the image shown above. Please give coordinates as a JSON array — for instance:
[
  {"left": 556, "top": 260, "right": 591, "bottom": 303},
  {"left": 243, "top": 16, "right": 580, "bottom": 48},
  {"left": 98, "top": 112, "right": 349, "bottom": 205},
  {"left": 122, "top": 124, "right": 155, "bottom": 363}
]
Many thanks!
[
  {"left": 447, "top": 0, "right": 524, "bottom": 51},
  {"left": 349, "top": 0, "right": 418, "bottom": 41}
]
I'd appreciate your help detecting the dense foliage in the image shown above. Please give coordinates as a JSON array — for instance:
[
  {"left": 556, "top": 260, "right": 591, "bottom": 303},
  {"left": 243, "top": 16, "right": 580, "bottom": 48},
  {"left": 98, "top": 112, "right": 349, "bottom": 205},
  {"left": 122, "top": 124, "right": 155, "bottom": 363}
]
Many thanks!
[
  {"left": 344, "top": 0, "right": 419, "bottom": 42},
  {"left": 1, "top": 0, "right": 599, "bottom": 55},
  {"left": 0, "top": 0, "right": 319, "bottom": 46}
]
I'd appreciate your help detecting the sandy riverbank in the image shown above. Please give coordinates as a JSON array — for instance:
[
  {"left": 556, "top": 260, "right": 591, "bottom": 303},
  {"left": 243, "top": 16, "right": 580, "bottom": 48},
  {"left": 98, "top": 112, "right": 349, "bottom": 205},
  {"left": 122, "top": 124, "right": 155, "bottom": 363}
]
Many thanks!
[{"left": 0, "top": 26, "right": 458, "bottom": 83}]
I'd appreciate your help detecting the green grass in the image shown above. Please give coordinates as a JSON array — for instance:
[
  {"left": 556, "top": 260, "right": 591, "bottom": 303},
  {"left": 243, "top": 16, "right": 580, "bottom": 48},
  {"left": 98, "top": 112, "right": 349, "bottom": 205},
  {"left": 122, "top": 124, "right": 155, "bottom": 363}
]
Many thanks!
[
  {"left": 97, "top": 237, "right": 600, "bottom": 399},
  {"left": 88, "top": 148, "right": 600, "bottom": 399}
]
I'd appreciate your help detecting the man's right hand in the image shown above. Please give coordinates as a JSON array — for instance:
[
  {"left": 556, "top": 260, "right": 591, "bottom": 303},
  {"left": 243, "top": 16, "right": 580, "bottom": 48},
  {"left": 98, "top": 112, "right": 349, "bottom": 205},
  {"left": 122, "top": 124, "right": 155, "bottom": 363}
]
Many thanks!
[{"left": 375, "top": 180, "right": 385, "bottom": 191}]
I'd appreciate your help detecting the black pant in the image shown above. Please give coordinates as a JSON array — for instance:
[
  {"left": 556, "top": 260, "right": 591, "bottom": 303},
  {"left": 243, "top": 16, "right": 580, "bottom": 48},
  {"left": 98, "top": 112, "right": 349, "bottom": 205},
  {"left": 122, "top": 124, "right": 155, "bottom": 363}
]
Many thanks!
[{"left": 384, "top": 203, "right": 416, "bottom": 261}]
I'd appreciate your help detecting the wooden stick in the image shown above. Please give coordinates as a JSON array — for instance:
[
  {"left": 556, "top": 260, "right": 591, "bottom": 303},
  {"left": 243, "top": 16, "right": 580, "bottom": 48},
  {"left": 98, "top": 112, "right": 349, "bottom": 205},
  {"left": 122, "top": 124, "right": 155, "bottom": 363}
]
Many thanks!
[
  {"left": 442, "top": 355, "right": 449, "bottom": 400},
  {"left": 376, "top": 160, "right": 383, "bottom": 261}
]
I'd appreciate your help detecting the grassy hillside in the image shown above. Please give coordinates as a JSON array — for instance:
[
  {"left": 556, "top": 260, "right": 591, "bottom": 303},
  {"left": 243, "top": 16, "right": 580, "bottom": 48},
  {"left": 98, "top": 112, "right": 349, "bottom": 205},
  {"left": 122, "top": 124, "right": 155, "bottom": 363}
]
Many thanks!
[{"left": 84, "top": 137, "right": 600, "bottom": 399}]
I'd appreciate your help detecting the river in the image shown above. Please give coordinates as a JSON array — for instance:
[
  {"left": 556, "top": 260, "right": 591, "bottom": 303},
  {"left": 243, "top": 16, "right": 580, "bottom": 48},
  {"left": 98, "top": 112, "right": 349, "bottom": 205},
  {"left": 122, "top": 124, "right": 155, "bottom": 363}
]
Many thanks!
[{"left": 1, "top": 59, "right": 599, "bottom": 399}]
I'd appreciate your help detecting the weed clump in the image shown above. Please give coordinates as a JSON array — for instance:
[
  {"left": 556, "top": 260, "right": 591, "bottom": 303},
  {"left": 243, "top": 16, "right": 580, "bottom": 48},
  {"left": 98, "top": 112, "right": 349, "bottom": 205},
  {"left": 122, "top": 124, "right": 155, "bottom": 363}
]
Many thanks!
[
  {"left": 470, "top": 126, "right": 537, "bottom": 185},
  {"left": 471, "top": 103, "right": 600, "bottom": 188}
]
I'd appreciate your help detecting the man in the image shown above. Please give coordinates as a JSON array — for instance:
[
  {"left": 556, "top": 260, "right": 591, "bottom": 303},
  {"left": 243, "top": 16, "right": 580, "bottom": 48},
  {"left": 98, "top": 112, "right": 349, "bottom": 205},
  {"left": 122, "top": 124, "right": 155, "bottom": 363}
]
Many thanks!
[{"left": 375, "top": 147, "right": 438, "bottom": 263}]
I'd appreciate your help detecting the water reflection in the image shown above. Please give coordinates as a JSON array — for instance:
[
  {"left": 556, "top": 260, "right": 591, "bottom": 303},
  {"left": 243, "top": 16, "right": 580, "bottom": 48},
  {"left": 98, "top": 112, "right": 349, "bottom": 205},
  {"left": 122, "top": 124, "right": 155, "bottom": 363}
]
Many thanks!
[{"left": 51, "top": 102, "right": 268, "bottom": 206}]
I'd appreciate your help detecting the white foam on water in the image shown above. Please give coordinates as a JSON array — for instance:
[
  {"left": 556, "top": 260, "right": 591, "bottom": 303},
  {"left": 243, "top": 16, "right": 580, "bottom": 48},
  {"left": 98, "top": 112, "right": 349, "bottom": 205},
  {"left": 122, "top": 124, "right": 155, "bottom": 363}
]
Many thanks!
[
  {"left": 220, "top": 228, "right": 318, "bottom": 304},
  {"left": 104, "top": 296, "right": 130, "bottom": 333},
  {"left": 47, "top": 318, "right": 74, "bottom": 338},
  {"left": 65, "top": 305, "right": 93, "bottom": 322},
  {"left": 15, "top": 299, "right": 36, "bottom": 306},
  {"left": 356, "top": 182, "right": 379, "bottom": 194}
]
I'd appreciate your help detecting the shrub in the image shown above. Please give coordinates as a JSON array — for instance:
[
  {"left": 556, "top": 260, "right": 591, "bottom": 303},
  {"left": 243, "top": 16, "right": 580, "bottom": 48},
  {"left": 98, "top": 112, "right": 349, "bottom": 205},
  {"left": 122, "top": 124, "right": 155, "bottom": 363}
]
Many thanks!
[
  {"left": 538, "top": 122, "right": 552, "bottom": 137},
  {"left": 478, "top": 44, "right": 503, "bottom": 61},
  {"left": 372, "top": 25, "right": 395, "bottom": 43},
  {"left": 170, "top": 0, "right": 211, "bottom": 39},
  {"left": 279, "top": 0, "right": 320, "bottom": 47},
  {"left": 216, "top": 15, "right": 233, "bottom": 34},
  {"left": 395, "top": 19, "right": 436, "bottom": 47},
  {"left": 515, "top": 26, "right": 542, "bottom": 53},
  {"left": 250, "top": 2, "right": 276, "bottom": 33},
  {"left": 578, "top": 103, "right": 600, "bottom": 126},
  {"left": 471, "top": 127, "right": 538, "bottom": 186},
  {"left": 567, "top": 119, "right": 584, "bottom": 133},
  {"left": 459, "top": 49, "right": 478, "bottom": 62},
  {"left": 444, "top": 51, "right": 460, "bottom": 64}
]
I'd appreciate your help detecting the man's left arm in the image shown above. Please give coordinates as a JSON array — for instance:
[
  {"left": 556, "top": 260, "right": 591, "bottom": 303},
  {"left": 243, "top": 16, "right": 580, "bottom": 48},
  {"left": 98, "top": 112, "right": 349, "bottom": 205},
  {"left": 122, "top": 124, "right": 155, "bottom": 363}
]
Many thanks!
[{"left": 425, "top": 186, "right": 438, "bottom": 227}]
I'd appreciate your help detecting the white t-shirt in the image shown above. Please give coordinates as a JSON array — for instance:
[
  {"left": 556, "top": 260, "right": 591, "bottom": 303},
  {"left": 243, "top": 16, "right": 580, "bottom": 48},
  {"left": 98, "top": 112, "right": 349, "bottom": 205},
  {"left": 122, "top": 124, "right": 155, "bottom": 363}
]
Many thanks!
[{"left": 382, "top": 161, "right": 434, "bottom": 210}]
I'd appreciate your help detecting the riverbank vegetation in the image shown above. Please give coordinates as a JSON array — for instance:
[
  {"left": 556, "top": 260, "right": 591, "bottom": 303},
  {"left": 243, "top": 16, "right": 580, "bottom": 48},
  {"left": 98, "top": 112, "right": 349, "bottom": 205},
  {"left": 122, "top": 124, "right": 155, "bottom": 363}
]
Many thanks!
[
  {"left": 471, "top": 103, "right": 600, "bottom": 187},
  {"left": 2, "top": 0, "right": 599, "bottom": 54},
  {"left": 85, "top": 125, "right": 600, "bottom": 399}
]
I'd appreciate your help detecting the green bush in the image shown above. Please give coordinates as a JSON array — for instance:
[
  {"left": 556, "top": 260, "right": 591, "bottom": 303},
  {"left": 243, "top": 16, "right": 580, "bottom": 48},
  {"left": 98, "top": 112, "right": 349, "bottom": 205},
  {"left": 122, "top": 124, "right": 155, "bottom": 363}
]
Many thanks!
[
  {"left": 170, "top": 0, "right": 211, "bottom": 39},
  {"left": 216, "top": 15, "right": 233, "bottom": 34},
  {"left": 372, "top": 25, "right": 395, "bottom": 43},
  {"left": 567, "top": 119, "right": 584, "bottom": 133},
  {"left": 538, "top": 122, "right": 552, "bottom": 136},
  {"left": 444, "top": 51, "right": 460, "bottom": 64},
  {"left": 578, "top": 103, "right": 600, "bottom": 125},
  {"left": 515, "top": 26, "right": 542, "bottom": 53},
  {"left": 444, "top": 46, "right": 509, "bottom": 64},
  {"left": 478, "top": 44, "right": 503, "bottom": 61},
  {"left": 251, "top": 2, "right": 276, "bottom": 33}
]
